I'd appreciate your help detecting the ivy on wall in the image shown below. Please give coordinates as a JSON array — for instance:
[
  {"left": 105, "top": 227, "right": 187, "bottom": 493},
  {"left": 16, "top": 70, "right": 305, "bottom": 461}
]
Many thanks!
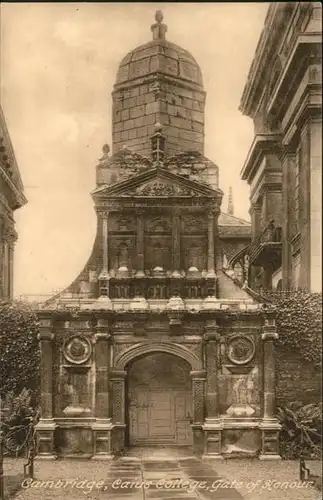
[
  {"left": 263, "top": 291, "right": 322, "bottom": 366},
  {"left": 0, "top": 301, "right": 40, "bottom": 398}
]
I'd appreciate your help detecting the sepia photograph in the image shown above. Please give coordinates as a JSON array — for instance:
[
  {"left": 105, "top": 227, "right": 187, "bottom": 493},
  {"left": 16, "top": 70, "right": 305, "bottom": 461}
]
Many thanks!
[{"left": 0, "top": 2, "right": 322, "bottom": 499}]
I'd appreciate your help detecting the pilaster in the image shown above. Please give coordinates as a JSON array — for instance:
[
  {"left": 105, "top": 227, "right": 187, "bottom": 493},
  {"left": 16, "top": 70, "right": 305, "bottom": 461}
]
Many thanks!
[
  {"left": 206, "top": 209, "right": 216, "bottom": 278},
  {"left": 172, "top": 207, "right": 181, "bottom": 273},
  {"left": 35, "top": 317, "right": 57, "bottom": 459},
  {"left": 98, "top": 212, "right": 110, "bottom": 297},
  {"left": 259, "top": 317, "right": 281, "bottom": 460},
  {"left": 135, "top": 209, "right": 145, "bottom": 277}
]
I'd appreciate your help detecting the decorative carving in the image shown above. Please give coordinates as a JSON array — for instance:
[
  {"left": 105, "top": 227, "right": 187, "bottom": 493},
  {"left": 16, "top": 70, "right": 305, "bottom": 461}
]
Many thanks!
[
  {"left": 113, "top": 343, "right": 134, "bottom": 358},
  {"left": 193, "top": 378, "right": 205, "bottom": 424},
  {"left": 147, "top": 217, "right": 171, "bottom": 232},
  {"left": 63, "top": 335, "right": 92, "bottom": 365},
  {"left": 227, "top": 336, "right": 255, "bottom": 365},
  {"left": 136, "top": 181, "right": 201, "bottom": 197},
  {"left": 183, "top": 216, "right": 204, "bottom": 233},
  {"left": 116, "top": 217, "right": 134, "bottom": 231},
  {"left": 113, "top": 380, "right": 124, "bottom": 424},
  {"left": 184, "top": 343, "right": 202, "bottom": 358}
]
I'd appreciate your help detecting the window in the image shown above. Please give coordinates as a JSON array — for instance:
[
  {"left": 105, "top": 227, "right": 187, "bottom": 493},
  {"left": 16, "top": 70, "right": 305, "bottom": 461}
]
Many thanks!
[{"left": 294, "top": 146, "right": 301, "bottom": 232}]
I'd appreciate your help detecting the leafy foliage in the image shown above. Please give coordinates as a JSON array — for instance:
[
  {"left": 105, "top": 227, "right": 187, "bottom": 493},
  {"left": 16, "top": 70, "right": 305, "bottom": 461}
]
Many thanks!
[
  {"left": 0, "top": 301, "right": 40, "bottom": 398},
  {"left": 2, "top": 388, "right": 37, "bottom": 426},
  {"left": 277, "top": 401, "right": 322, "bottom": 459},
  {"left": 263, "top": 291, "right": 322, "bottom": 366}
]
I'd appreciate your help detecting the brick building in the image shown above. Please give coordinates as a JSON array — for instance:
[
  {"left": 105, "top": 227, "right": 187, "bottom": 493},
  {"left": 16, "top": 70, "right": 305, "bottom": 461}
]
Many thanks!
[
  {"left": 0, "top": 105, "right": 27, "bottom": 299},
  {"left": 36, "top": 12, "right": 281, "bottom": 460},
  {"left": 236, "top": 2, "right": 322, "bottom": 293}
]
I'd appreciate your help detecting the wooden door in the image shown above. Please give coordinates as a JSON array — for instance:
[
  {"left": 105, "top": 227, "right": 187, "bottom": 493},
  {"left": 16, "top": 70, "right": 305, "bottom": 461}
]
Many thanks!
[
  {"left": 175, "top": 392, "right": 193, "bottom": 445},
  {"left": 148, "top": 391, "right": 174, "bottom": 442}
]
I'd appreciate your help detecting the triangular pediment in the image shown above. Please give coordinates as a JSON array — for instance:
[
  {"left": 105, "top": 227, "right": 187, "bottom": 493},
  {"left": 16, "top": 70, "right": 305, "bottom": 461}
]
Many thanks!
[{"left": 92, "top": 167, "right": 221, "bottom": 199}]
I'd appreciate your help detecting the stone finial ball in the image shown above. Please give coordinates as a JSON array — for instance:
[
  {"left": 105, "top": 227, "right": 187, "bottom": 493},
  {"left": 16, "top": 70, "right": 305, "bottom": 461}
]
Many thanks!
[
  {"left": 155, "top": 10, "right": 163, "bottom": 23},
  {"left": 102, "top": 144, "right": 110, "bottom": 154},
  {"left": 154, "top": 122, "right": 162, "bottom": 132}
]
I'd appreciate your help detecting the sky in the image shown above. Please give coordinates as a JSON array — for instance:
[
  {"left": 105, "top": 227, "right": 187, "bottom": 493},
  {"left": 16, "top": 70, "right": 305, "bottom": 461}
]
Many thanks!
[{"left": 0, "top": 2, "right": 269, "bottom": 299}]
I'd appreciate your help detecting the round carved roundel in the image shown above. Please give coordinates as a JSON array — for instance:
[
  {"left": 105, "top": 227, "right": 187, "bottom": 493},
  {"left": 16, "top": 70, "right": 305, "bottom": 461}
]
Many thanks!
[
  {"left": 63, "top": 335, "right": 92, "bottom": 364},
  {"left": 227, "top": 336, "right": 255, "bottom": 365}
]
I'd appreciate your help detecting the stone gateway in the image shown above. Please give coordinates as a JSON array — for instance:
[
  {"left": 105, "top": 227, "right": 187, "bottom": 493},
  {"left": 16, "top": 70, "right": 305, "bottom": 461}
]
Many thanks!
[{"left": 36, "top": 12, "right": 281, "bottom": 460}]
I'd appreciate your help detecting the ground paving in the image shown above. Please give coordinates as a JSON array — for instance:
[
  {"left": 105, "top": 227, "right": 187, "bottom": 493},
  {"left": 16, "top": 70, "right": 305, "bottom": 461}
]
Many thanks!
[{"left": 3, "top": 448, "right": 321, "bottom": 500}]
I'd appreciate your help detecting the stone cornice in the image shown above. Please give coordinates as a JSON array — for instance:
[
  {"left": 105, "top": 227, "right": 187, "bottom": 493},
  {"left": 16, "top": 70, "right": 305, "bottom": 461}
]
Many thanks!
[
  {"left": 240, "top": 3, "right": 291, "bottom": 117},
  {"left": 240, "top": 134, "right": 282, "bottom": 183},
  {"left": 92, "top": 166, "right": 222, "bottom": 199},
  {"left": 0, "top": 163, "right": 27, "bottom": 210},
  {"left": 282, "top": 88, "right": 322, "bottom": 147},
  {"left": 0, "top": 105, "right": 27, "bottom": 209},
  {"left": 267, "top": 32, "right": 322, "bottom": 119},
  {"left": 113, "top": 71, "right": 205, "bottom": 95},
  {"left": 240, "top": 3, "right": 313, "bottom": 118}
]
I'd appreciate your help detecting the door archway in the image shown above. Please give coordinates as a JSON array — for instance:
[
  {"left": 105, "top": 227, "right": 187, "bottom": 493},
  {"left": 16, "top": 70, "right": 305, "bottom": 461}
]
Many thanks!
[{"left": 126, "top": 353, "right": 193, "bottom": 446}]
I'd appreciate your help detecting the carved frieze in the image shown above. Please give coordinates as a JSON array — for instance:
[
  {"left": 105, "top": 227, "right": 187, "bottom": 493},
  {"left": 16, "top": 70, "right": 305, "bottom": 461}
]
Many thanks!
[
  {"left": 146, "top": 216, "right": 171, "bottom": 232},
  {"left": 132, "top": 180, "right": 204, "bottom": 197},
  {"left": 115, "top": 216, "right": 135, "bottom": 232},
  {"left": 182, "top": 215, "right": 205, "bottom": 233}
]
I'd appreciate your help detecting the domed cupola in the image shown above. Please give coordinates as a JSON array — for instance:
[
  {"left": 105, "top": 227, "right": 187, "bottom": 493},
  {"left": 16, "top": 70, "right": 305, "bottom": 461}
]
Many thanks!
[{"left": 112, "top": 11, "right": 206, "bottom": 158}]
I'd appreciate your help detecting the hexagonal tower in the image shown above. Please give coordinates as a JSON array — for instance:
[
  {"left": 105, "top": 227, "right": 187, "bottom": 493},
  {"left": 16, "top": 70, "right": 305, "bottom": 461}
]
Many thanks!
[{"left": 112, "top": 11, "right": 205, "bottom": 158}]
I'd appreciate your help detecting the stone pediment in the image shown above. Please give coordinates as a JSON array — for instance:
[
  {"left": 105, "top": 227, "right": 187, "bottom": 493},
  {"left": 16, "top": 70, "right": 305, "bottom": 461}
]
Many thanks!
[{"left": 92, "top": 167, "right": 221, "bottom": 199}]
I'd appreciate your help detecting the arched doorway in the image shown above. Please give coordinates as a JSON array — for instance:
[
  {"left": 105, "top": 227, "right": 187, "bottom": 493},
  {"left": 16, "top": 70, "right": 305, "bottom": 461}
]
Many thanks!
[{"left": 126, "top": 353, "right": 193, "bottom": 446}]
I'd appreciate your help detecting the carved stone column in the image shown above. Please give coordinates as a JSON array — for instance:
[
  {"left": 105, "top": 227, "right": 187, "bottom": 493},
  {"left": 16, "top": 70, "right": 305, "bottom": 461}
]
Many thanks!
[
  {"left": 92, "top": 325, "right": 113, "bottom": 460},
  {"left": 35, "top": 316, "right": 57, "bottom": 459},
  {"left": 204, "top": 321, "right": 220, "bottom": 419},
  {"left": 99, "top": 212, "right": 110, "bottom": 296},
  {"left": 206, "top": 209, "right": 216, "bottom": 278},
  {"left": 190, "top": 370, "right": 206, "bottom": 454},
  {"left": 109, "top": 369, "right": 127, "bottom": 454},
  {"left": 172, "top": 208, "right": 181, "bottom": 272},
  {"left": 135, "top": 210, "right": 145, "bottom": 278},
  {"left": 202, "top": 321, "right": 223, "bottom": 459},
  {"left": 259, "top": 317, "right": 281, "bottom": 460},
  {"left": 8, "top": 239, "right": 15, "bottom": 299}
]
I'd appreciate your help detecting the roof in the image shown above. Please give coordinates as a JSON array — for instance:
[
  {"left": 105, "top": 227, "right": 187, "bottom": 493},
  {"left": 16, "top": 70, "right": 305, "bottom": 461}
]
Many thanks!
[
  {"left": 115, "top": 12, "right": 203, "bottom": 87},
  {"left": 218, "top": 212, "right": 250, "bottom": 227}
]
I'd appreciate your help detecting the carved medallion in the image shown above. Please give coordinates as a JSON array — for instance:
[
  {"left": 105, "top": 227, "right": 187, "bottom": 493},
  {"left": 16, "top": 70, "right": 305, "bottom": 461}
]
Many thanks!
[
  {"left": 227, "top": 336, "right": 255, "bottom": 365},
  {"left": 63, "top": 335, "right": 92, "bottom": 365}
]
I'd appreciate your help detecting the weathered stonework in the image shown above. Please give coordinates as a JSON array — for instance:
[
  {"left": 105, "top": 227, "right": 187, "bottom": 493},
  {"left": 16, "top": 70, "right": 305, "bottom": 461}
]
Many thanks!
[{"left": 36, "top": 11, "right": 279, "bottom": 460}]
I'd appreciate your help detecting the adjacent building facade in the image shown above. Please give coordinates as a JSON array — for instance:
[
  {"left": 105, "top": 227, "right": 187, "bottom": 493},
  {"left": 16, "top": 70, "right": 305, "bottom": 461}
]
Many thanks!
[
  {"left": 238, "top": 2, "right": 322, "bottom": 292},
  {"left": 0, "top": 105, "right": 27, "bottom": 299},
  {"left": 36, "top": 12, "right": 281, "bottom": 460}
]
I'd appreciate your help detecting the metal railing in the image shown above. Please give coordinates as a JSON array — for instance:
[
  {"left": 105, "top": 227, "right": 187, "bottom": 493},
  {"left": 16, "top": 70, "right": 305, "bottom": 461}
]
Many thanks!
[{"left": 0, "top": 413, "right": 39, "bottom": 500}]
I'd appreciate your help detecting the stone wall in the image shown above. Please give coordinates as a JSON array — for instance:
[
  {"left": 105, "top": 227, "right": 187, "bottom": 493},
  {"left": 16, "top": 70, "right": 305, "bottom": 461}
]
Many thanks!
[
  {"left": 112, "top": 78, "right": 205, "bottom": 158},
  {"left": 276, "top": 348, "right": 321, "bottom": 406}
]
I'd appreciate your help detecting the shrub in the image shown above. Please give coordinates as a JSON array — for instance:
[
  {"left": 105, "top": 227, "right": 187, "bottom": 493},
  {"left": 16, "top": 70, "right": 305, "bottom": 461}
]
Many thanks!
[
  {"left": 277, "top": 402, "right": 322, "bottom": 459},
  {"left": 0, "top": 301, "right": 40, "bottom": 399},
  {"left": 263, "top": 291, "right": 322, "bottom": 366}
]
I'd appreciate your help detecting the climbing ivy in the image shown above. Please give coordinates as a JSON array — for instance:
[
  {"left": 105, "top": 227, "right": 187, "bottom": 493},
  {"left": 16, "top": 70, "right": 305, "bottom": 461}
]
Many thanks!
[
  {"left": 0, "top": 301, "right": 40, "bottom": 399},
  {"left": 263, "top": 291, "right": 322, "bottom": 366}
]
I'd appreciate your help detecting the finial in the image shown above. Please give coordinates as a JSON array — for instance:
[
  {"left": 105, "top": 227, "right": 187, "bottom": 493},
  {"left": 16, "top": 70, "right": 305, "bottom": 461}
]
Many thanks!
[
  {"left": 99, "top": 143, "right": 110, "bottom": 162},
  {"left": 155, "top": 10, "right": 163, "bottom": 23},
  {"left": 154, "top": 122, "right": 163, "bottom": 132},
  {"left": 228, "top": 186, "right": 234, "bottom": 215},
  {"left": 151, "top": 123, "right": 165, "bottom": 163},
  {"left": 151, "top": 10, "right": 167, "bottom": 40}
]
